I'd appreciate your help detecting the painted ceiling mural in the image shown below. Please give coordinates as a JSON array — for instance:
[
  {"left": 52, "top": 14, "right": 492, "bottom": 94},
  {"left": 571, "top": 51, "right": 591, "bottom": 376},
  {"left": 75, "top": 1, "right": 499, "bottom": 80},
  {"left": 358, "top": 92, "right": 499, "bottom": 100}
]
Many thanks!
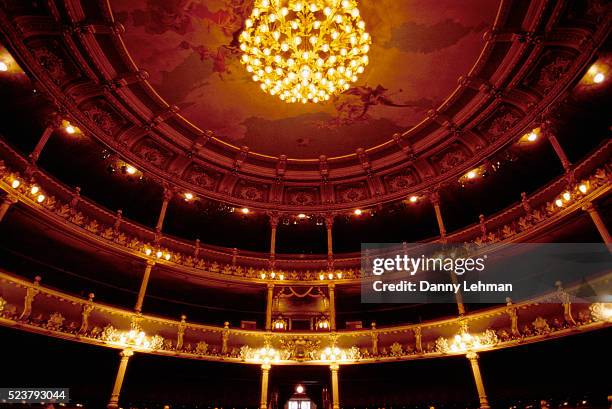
[{"left": 110, "top": 0, "right": 499, "bottom": 159}]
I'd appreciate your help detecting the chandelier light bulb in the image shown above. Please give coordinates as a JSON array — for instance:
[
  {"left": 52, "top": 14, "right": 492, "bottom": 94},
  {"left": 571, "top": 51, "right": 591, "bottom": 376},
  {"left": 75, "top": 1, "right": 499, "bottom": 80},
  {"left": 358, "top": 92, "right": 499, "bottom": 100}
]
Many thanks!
[
  {"left": 593, "top": 72, "right": 605, "bottom": 83},
  {"left": 239, "top": 0, "right": 371, "bottom": 103}
]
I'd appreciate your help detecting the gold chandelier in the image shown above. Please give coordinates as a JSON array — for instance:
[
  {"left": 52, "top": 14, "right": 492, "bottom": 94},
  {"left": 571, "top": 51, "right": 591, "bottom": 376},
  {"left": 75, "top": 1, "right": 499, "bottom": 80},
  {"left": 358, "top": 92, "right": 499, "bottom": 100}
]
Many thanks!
[{"left": 239, "top": 0, "right": 371, "bottom": 103}]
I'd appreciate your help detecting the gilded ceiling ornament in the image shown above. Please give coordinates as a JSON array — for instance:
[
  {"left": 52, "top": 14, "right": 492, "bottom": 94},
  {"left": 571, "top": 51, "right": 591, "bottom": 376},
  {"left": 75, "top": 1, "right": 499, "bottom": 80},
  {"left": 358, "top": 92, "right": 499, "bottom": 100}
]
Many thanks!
[{"left": 239, "top": 0, "right": 371, "bottom": 103}]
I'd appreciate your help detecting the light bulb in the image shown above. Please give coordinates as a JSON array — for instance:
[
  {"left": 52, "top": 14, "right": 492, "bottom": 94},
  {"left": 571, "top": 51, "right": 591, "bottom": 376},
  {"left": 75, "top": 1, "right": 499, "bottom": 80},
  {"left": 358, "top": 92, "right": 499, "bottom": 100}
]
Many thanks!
[{"left": 593, "top": 72, "right": 605, "bottom": 83}]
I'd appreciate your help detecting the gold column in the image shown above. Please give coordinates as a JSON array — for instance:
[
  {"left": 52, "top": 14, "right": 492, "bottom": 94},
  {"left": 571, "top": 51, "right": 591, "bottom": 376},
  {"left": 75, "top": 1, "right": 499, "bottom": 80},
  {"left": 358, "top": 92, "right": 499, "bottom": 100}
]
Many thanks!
[
  {"left": 0, "top": 196, "right": 18, "bottom": 223},
  {"left": 265, "top": 283, "right": 274, "bottom": 331},
  {"left": 29, "top": 125, "right": 55, "bottom": 163},
  {"left": 154, "top": 188, "right": 172, "bottom": 242},
  {"left": 467, "top": 352, "right": 490, "bottom": 409},
  {"left": 449, "top": 271, "right": 466, "bottom": 316},
  {"left": 429, "top": 192, "right": 446, "bottom": 241},
  {"left": 107, "top": 348, "right": 134, "bottom": 409},
  {"left": 270, "top": 214, "right": 278, "bottom": 260},
  {"left": 328, "top": 283, "right": 336, "bottom": 331},
  {"left": 583, "top": 202, "right": 612, "bottom": 244},
  {"left": 259, "top": 363, "right": 271, "bottom": 409},
  {"left": 134, "top": 260, "right": 155, "bottom": 313},
  {"left": 330, "top": 363, "right": 340, "bottom": 409},
  {"left": 325, "top": 214, "right": 334, "bottom": 270},
  {"left": 545, "top": 129, "right": 571, "bottom": 171}
]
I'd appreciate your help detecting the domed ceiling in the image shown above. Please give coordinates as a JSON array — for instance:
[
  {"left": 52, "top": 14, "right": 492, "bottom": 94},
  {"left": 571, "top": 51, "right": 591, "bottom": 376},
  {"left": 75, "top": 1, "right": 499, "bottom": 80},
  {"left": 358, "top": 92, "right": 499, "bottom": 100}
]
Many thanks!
[{"left": 110, "top": 0, "right": 499, "bottom": 158}]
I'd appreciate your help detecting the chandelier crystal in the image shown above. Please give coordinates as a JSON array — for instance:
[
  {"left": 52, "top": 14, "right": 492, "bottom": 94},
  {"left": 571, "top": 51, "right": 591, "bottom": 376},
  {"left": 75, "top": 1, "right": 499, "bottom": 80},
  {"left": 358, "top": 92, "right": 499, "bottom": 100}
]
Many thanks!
[{"left": 239, "top": 0, "right": 371, "bottom": 103}]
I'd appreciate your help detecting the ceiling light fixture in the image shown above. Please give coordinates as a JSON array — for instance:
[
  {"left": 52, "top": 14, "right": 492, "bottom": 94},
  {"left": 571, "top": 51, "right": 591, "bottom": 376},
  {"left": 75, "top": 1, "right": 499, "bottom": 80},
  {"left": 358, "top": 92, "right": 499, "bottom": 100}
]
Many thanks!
[
  {"left": 593, "top": 72, "right": 605, "bottom": 83},
  {"left": 184, "top": 192, "right": 194, "bottom": 201},
  {"left": 241, "top": 207, "right": 250, "bottom": 214},
  {"left": 0, "top": 61, "right": 8, "bottom": 72},
  {"left": 239, "top": 0, "right": 371, "bottom": 104},
  {"left": 125, "top": 165, "right": 137, "bottom": 175},
  {"left": 409, "top": 195, "right": 418, "bottom": 203},
  {"left": 354, "top": 208, "right": 362, "bottom": 215}
]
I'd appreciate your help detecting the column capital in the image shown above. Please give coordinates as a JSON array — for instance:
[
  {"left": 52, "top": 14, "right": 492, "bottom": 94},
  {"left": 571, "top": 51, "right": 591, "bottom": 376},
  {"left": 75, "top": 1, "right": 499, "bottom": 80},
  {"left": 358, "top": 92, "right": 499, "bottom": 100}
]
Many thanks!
[
  {"left": 581, "top": 201, "right": 595, "bottom": 212},
  {"left": 2, "top": 195, "right": 18, "bottom": 205},
  {"left": 120, "top": 348, "right": 134, "bottom": 358},
  {"left": 162, "top": 186, "right": 173, "bottom": 202},
  {"left": 267, "top": 211, "right": 280, "bottom": 227},
  {"left": 466, "top": 351, "right": 479, "bottom": 360},
  {"left": 267, "top": 282, "right": 275, "bottom": 290},
  {"left": 261, "top": 363, "right": 271, "bottom": 371},
  {"left": 428, "top": 190, "right": 441, "bottom": 206},
  {"left": 329, "top": 362, "right": 340, "bottom": 371},
  {"left": 324, "top": 213, "right": 335, "bottom": 227},
  {"left": 145, "top": 259, "right": 156, "bottom": 267}
]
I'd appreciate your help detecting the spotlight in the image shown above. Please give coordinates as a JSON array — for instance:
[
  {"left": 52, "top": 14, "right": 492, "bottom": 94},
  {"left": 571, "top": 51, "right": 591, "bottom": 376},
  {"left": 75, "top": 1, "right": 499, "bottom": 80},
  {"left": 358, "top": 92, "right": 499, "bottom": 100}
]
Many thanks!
[
  {"left": 0, "top": 61, "right": 7, "bottom": 72},
  {"left": 297, "top": 213, "right": 307, "bottom": 219},
  {"left": 527, "top": 132, "right": 538, "bottom": 142},
  {"left": 296, "top": 385, "right": 304, "bottom": 394},
  {"left": 354, "top": 209, "right": 362, "bottom": 216},
  {"left": 11, "top": 179, "right": 20, "bottom": 189},
  {"left": 466, "top": 170, "right": 477, "bottom": 179},
  {"left": 125, "top": 165, "right": 137, "bottom": 175},
  {"left": 30, "top": 185, "right": 40, "bottom": 195},
  {"left": 555, "top": 199, "right": 563, "bottom": 208},
  {"left": 65, "top": 125, "right": 76, "bottom": 134},
  {"left": 409, "top": 195, "right": 418, "bottom": 203},
  {"left": 593, "top": 72, "right": 605, "bottom": 83},
  {"left": 562, "top": 191, "right": 571, "bottom": 201},
  {"left": 241, "top": 207, "right": 250, "bottom": 214},
  {"left": 578, "top": 184, "right": 588, "bottom": 194},
  {"left": 36, "top": 194, "right": 45, "bottom": 203},
  {"left": 184, "top": 192, "right": 194, "bottom": 201}
]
